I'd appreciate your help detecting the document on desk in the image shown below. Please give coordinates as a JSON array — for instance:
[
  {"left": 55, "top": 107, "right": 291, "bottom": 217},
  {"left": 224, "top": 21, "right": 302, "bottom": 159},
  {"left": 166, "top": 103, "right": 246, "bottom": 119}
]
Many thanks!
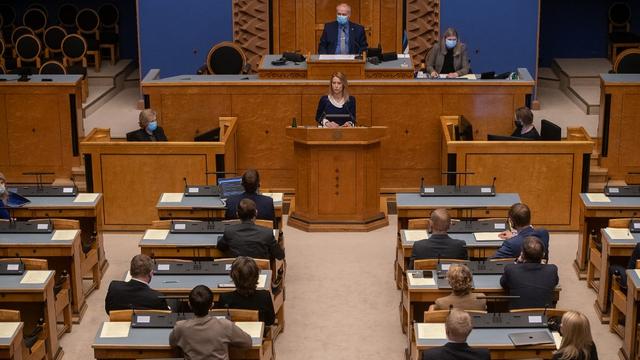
[
  {"left": 235, "top": 322, "right": 263, "bottom": 338},
  {"left": 459, "top": 74, "right": 478, "bottom": 80},
  {"left": 552, "top": 332, "right": 562, "bottom": 349},
  {"left": 257, "top": 274, "right": 267, "bottom": 288},
  {"left": 417, "top": 323, "right": 447, "bottom": 339},
  {"left": 20, "top": 270, "right": 51, "bottom": 284},
  {"left": 73, "top": 193, "right": 99, "bottom": 203},
  {"left": 604, "top": 227, "right": 634, "bottom": 240},
  {"left": 262, "top": 192, "right": 283, "bottom": 202},
  {"left": 100, "top": 322, "right": 131, "bottom": 338},
  {"left": 160, "top": 193, "right": 184, "bottom": 203},
  {"left": 403, "top": 230, "right": 428, "bottom": 242},
  {"left": 51, "top": 229, "right": 79, "bottom": 241},
  {"left": 473, "top": 232, "right": 502, "bottom": 241},
  {"left": 0, "top": 322, "right": 20, "bottom": 338},
  {"left": 143, "top": 229, "right": 169, "bottom": 241},
  {"left": 407, "top": 272, "right": 435, "bottom": 286},
  {"left": 585, "top": 193, "right": 611, "bottom": 203},
  {"left": 318, "top": 54, "right": 356, "bottom": 60}
]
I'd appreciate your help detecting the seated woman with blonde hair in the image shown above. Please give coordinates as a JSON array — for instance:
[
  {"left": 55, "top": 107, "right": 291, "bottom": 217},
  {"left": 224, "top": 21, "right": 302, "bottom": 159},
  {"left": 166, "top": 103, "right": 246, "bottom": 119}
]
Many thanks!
[
  {"left": 434, "top": 264, "right": 486, "bottom": 311},
  {"left": 553, "top": 311, "right": 598, "bottom": 360}
]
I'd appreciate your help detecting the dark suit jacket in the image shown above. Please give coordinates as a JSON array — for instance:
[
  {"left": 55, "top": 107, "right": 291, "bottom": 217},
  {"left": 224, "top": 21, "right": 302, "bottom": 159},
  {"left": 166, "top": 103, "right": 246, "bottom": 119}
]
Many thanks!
[
  {"left": 318, "top": 21, "right": 368, "bottom": 55},
  {"left": 410, "top": 233, "right": 468, "bottom": 268},
  {"left": 224, "top": 192, "right": 275, "bottom": 222},
  {"left": 218, "top": 221, "right": 284, "bottom": 260},
  {"left": 126, "top": 127, "right": 168, "bottom": 141},
  {"left": 493, "top": 226, "right": 550, "bottom": 260},
  {"left": 104, "top": 279, "right": 168, "bottom": 314},
  {"left": 422, "top": 342, "right": 490, "bottom": 360},
  {"left": 500, "top": 262, "right": 559, "bottom": 309},
  {"left": 217, "top": 290, "right": 275, "bottom": 326},
  {"left": 315, "top": 95, "right": 356, "bottom": 126}
]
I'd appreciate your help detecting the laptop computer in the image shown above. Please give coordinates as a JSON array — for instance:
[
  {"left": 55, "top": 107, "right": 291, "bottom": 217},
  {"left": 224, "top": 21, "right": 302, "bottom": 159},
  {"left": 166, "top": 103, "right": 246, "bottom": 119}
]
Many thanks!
[
  {"left": 217, "top": 177, "right": 244, "bottom": 199},
  {"left": 508, "top": 331, "right": 554, "bottom": 346}
]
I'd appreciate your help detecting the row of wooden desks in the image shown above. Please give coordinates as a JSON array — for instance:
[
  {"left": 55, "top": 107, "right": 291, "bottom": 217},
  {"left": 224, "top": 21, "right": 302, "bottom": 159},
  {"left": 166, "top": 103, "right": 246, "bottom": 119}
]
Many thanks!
[
  {"left": 0, "top": 322, "right": 23, "bottom": 360},
  {"left": 623, "top": 269, "right": 640, "bottom": 360}
]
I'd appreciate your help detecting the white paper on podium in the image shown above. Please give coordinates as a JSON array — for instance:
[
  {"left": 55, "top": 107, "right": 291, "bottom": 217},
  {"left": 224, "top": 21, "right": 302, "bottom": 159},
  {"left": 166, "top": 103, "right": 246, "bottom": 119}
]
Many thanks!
[
  {"left": 403, "top": 230, "right": 428, "bottom": 242},
  {"left": 0, "top": 322, "right": 20, "bottom": 338},
  {"left": 235, "top": 322, "right": 263, "bottom": 338},
  {"left": 417, "top": 323, "right": 446, "bottom": 339},
  {"left": 20, "top": 270, "right": 51, "bottom": 284},
  {"left": 318, "top": 54, "right": 356, "bottom": 60},
  {"left": 73, "top": 193, "right": 99, "bottom": 203},
  {"left": 51, "top": 229, "right": 79, "bottom": 241},
  {"left": 100, "top": 322, "right": 131, "bottom": 338},
  {"left": 143, "top": 229, "right": 169, "bottom": 241},
  {"left": 604, "top": 227, "right": 634, "bottom": 240},
  {"left": 407, "top": 272, "right": 435, "bottom": 286},
  {"left": 585, "top": 193, "right": 610, "bottom": 203},
  {"left": 473, "top": 232, "right": 502, "bottom": 241},
  {"left": 160, "top": 193, "right": 184, "bottom": 203}
]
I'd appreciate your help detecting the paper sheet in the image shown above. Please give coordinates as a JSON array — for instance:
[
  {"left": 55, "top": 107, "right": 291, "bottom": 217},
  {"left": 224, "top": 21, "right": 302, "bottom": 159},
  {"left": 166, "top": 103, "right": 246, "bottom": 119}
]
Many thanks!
[
  {"left": 473, "top": 232, "right": 502, "bottom": 241},
  {"left": 552, "top": 332, "right": 562, "bottom": 349},
  {"left": 73, "top": 193, "right": 99, "bottom": 203},
  {"left": 51, "top": 229, "right": 78, "bottom": 241},
  {"left": 403, "top": 230, "right": 428, "bottom": 242},
  {"left": 257, "top": 274, "right": 267, "bottom": 288},
  {"left": 143, "top": 229, "right": 169, "bottom": 241},
  {"left": 160, "top": 193, "right": 184, "bottom": 203},
  {"left": 407, "top": 272, "right": 436, "bottom": 286},
  {"left": 20, "top": 270, "right": 51, "bottom": 284},
  {"left": 604, "top": 227, "right": 634, "bottom": 240},
  {"left": 460, "top": 74, "right": 477, "bottom": 80},
  {"left": 0, "top": 322, "right": 20, "bottom": 338},
  {"left": 100, "top": 322, "right": 131, "bottom": 338},
  {"left": 235, "top": 322, "right": 263, "bottom": 338},
  {"left": 318, "top": 54, "right": 356, "bottom": 60},
  {"left": 262, "top": 193, "right": 283, "bottom": 202},
  {"left": 585, "top": 193, "right": 611, "bottom": 203},
  {"left": 417, "top": 323, "right": 447, "bottom": 339}
]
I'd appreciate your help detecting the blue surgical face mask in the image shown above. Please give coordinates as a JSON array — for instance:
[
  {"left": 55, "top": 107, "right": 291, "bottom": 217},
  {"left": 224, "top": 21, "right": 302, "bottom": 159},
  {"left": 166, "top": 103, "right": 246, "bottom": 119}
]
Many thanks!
[
  {"left": 445, "top": 39, "right": 457, "bottom": 49},
  {"left": 147, "top": 121, "right": 158, "bottom": 132},
  {"left": 0, "top": 184, "right": 5, "bottom": 196},
  {"left": 337, "top": 15, "right": 348, "bottom": 25}
]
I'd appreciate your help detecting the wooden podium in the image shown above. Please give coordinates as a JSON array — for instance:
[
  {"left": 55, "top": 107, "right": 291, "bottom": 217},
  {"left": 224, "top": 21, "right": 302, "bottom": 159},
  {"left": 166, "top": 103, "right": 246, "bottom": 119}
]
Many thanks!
[
  {"left": 306, "top": 56, "right": 366, "bottom": 80},
  {"left": 286, "top": 126, "right": 388, "bottom": 232}
]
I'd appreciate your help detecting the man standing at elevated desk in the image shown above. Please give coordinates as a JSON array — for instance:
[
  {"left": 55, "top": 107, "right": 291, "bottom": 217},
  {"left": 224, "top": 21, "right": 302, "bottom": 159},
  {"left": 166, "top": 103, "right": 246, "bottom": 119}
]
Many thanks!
[
  {"left": 318, "top": 3, "right": 368, "bottom": 55},
  {"left": 224, "top": 169, "right": 275, "bottom": 222},
  {"left": 493, "top": 203, "right": 549, "bottom": 260},
  {"left": 409, "top": 208, "right": 468, "bottom": 268}
]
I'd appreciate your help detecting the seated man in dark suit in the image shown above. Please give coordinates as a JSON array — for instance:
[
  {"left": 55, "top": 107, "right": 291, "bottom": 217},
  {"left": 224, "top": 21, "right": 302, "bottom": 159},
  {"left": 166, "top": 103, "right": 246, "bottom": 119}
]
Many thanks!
[
  {"left": 104, "top": 254, "right": 168, "bottom": 314},
  {"left": 224, "top": 169, "right": 275, "bottom": 222},
  {"left": 318, "top": 3, "right": 368, "bottom": 55},
  {"left": 421, "top": 309, "right": 490, "bottom": 360},
  {"left": 493, "top": 203, "right": 550, "bottom": 260},
  {"left": 500, "top": 236, "right": 559, "bottom": 309},
  {"left": 218, "top": 199, "right": 284, "bottom": 260},
  {"left": 410, "top": 208, "right": 468, "bottom": 268},
  {"left": 126, "top": 109, "right": 168, "bottom": 142}
]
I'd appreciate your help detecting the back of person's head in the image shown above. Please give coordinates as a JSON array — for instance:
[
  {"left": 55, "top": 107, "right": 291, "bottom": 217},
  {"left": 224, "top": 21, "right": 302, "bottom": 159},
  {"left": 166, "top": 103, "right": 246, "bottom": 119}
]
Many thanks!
[
  {"left": 189, "top": 285, "right": 213, "bottom": 317},
  {"left": 138, "top": 109, "right": 156, "bottom": 128},
  {"left": 447, "top": 264, "right": 473, "bottom": 296},
  {"left": 129, "top": 254, "right": 154, "bottom": 279},
  {"left": 230, "top": 256, "right": 260, "bottom": 297},
  {"left": 557, "top": 311, "right": 594, "bottom": 360},
  {"left": 508, "top": 203, "right": 531, "bottom": 229},
  {"left": 237, "top": 198, "right": 257, "bottom": 221},
  {"left": 241, "top": 169, "right": 260, "bottom": 193},
  {"left": 445, "top": 309, "right": 473, "bottom": 343},
  {"left": 521, "top": 236, "right": 544, "bottom": 263},
  {"left": 515, "top": 107, "right": 534, "bottom": 126},
  {"left": 430, "top": 208, "right": 451, "bottom": 233}
]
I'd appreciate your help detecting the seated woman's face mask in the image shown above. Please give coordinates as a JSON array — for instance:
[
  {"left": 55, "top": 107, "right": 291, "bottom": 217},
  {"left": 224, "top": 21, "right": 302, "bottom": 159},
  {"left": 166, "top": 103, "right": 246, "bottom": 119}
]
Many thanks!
[{"left": 0, "top": 184, "right": 6, "bottom": 196}]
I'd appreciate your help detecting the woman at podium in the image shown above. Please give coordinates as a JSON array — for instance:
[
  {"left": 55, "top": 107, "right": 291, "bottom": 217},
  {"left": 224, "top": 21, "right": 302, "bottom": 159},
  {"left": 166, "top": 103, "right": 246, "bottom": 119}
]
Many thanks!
[{"left": 315, "top": 72, "right": 356, "bottom": 128}]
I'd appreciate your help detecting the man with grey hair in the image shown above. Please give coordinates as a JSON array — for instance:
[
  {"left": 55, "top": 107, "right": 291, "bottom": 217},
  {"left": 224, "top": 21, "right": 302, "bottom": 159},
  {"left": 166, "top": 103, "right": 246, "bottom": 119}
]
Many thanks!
[
  {"left": 421, "top": 309, "right": 490, "bottom": 359},
  {"left": 126, "top": 108, "right": 168, "bottom": 141},
  {"left": 318, "top": 3, "right": 368, "bottom": 55},
  {"left": 409, "top": 208, "right": 468, "bottom": 268}
]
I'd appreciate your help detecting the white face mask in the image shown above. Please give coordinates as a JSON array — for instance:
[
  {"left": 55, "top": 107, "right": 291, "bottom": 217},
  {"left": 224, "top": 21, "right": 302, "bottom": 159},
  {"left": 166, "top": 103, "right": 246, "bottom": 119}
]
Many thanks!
[{"left": 0, "top": 184, "right": 6, "bottom": 195}]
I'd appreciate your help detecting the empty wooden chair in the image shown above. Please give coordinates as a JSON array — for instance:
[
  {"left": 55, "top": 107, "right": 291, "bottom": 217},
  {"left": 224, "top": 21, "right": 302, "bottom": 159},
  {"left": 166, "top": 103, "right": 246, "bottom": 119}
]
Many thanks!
[
  {"left": 407, "top": 218, "right": 431, "bottom": 230},
  {"left": 0, "top": 309, "right": 46, "bottom": 360},
  {"left": 210, "top": 309, "right": 259, "bottom": 322},
  {"left": 614, "top": 48, "right": 640, "bottom": 74},
  {"left": 588, "top": 218, "right": 631, "bottom": 292},
  {"left": 43, "top": 26, "right": 67, "bottom": 60},
  {"left": 423, "top": 309, "right": 486, "bottom": 323},
  {"left": 206, "top": 42, "right": 247, "bottom": 74},
  {"left": 10, "top": 26, "right": 34, "bottom": 57},
  {"left": 15, "top": 34, "right": 42, "bottom": 70},
  {"left": 97, "top": 3, "right": 119, "bottom": 65},
  {"left": 214, "top": 257, "right": 271, "bottom": 271},
  {"left": 61, "top": 33, "right": 88, "bottom": 101},
  {"left": 57, "top": 3, "right": 78, "bottom": 33},
  {"left": 75, "top": 8, "right": 101, "bottom": 72},
  {"left": 610, "top": 259, "right": 640, "bottom": 338},
  {"left": 108, "top": 309, "right": 171, "bottom": 322},
  {"left": 0, "top": 4, "right": 17, "bottom": 46},
  {"left": 413, "top": 258, "right": 466, "bottom": 270},
  {"left": 39, "top": 60, "right": 66, "bottom": 74},
  {"left": 22, "top": 7, "right": 47, "bottom": 36}
]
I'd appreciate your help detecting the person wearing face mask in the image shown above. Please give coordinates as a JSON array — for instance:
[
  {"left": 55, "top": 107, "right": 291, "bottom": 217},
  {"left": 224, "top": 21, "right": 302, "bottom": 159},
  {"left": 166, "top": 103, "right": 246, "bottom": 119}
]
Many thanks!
[
  {"left": 0, "top": 172, "right": 9, "bottom": 220},
  {"left": 318, "top": 3, "right": 368, "bottom": 55},
  {"left": 425, "top": 27, "right": 470, "bottom": 78},
  {"left": 126, "top": 109, "right": 168, "bottom": 142},
  {"left": 511, "top": 106, "right": 540, "bottom": 140},
  {"left": 315, "top": 72, "right": 356, "bottom": 127}
]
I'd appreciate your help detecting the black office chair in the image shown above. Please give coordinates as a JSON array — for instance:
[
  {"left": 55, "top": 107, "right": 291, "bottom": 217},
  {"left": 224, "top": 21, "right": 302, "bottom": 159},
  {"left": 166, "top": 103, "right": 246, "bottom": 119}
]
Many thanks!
[
  {"left": 540, "top": 119, "right": 562, "bottom": 141},
  {"left": 206, "top": 41, "right": 248, "bottom": 74},
  {"left": 75, "top": 8, "right": 101, "bottom": 71},
  {"left": 614, "top": 48, "right": 640, "bottom": 74},
  {"left": 43, "top": 26, "right": 66, "bottom": 60},
  {"left": 11, "top": 26, "right": 34, "bottom": 49},
  {"left": 608, "top": 2, "right": 640, "bottom": 63},
  {"left": 39, "top": 60, "right": 66, "bottom": 74},
  {"left": 22, "top": 7, "right": 47, "bottom": 35},
  {"left": 15, "top": 34, "right": 41, "bottom": 70},
  {"left": 97, "top": 3, "right": 119, "bottom": 65},
  {"left": 26, "top": 3, "right": 49, "bottom": 19},
  {"left": 57, "top": 3, "right": 78, "bottom": 33},
  {"left": 61, "top": 33, "right": 88, "bottom": 100}
]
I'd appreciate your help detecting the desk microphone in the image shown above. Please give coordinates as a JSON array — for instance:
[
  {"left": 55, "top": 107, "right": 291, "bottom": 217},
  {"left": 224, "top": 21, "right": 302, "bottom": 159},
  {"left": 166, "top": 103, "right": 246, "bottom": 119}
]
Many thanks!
[
  {"left": 183, "top": 177, "right": 188, "bottom": 189},
  {"left": 491, "top": 177, "right": 497, "bottom": 191},
  {"left": 420, "top": 177, "right": 424, "bottom": 192}
]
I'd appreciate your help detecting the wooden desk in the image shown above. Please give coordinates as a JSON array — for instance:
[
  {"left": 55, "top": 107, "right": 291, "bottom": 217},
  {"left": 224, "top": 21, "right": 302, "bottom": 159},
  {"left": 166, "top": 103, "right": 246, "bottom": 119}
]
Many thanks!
[
  {"left": 80, "top": 118, "right": 238, "bottom": 230},
  {"left": 0, "top": 75, "right": 83, "bottom": 183},
  {"left": 598, "top": 74, "right": 640, "bottom": 180},
  {"left": 11, "top": 194, "right": 107, "bottom": 278},
  {"left": 93, "top": 321, "right": 267, "bottom": 360},
  {"left": 411, "top": 323, "right": 557, "bottom": 360},
  {"left": 0, "top": 322, "right": 23, "bottom": 360},
  {"left": 621, "top": 269, "right": 640, "bottom": 360},
  {"left": 575, "top": 194, "right": 640, "bottom": 279},
  {"left": 141, "top": 69, "right": 534, "bottom": 192},
  {"left": 0, "top": 271, "right": 60, "bottom": 360},
  {"left": 0, "top": 230, "right": 86, "bottom": 322},
  {"left": 441, "top": 116, "right": 594, "bottom": 231}
]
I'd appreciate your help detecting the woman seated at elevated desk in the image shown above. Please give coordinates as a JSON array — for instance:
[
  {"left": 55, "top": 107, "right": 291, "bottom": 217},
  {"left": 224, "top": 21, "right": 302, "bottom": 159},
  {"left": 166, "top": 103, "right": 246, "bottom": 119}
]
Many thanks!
[
  {"left": 315, "top": 72, "right": 356, "bottom": 128},
  {"left": 425, "top": 27, "right": 470, "bottom": 78}
]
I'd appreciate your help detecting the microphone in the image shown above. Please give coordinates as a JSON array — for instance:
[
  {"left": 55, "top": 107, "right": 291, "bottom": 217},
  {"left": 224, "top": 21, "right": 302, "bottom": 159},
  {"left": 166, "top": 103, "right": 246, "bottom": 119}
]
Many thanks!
[
  {"left": 437, "top": 253, "right": 441, "bottom": 265},
  {"left": 605, "top": 176, "right": 611, "bottom": 192},
  {"left": 15, "top": 252, "right": 23, "bottom": 268},
  {"left": 130, "top": 304, "right": 137, "bottom": 321},
  {"left": 183, "top": 177, "right": 188, "bottom": 190},
  {"left": 491, "top": 177, "right": 497, "bottom": 191},
  {"left": 420, "top": 177, "right": 424, "bottom": 192},
  {"left": 543, "top": 303, "right": 549, "bottom": 319},
  {"left": 71, "top": 176, "right": 78, "bottom": 191},
  {"left": 225, "top": 304, "right": 231, "bottom": 320}
]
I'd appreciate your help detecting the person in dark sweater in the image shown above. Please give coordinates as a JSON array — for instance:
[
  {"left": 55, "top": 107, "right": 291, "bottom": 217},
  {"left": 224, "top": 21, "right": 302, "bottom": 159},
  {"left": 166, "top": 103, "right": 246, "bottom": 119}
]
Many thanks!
[
  {"left": 421, "top": 309, "right": 490, "bottom": 360},
  {"left": 511, "top": 106, "right": 540, "bottom": 140},
  {"left": 126, "top": 109, "right": 168, "bottom": 141},
  {"left": 553, "top": 311, "right": 598, "bottom": 360},
  {"left": 410, "top": 208, "right": 468, "bottom": 268},
  {"left": 493, "top": 203, "right": 550, "bottom": 260},
  {"left": 315, "top": 72, "right": 356, "bottom": 127},
  {"left": 217, "top": 257, "right": 276, "bottom": 326}
]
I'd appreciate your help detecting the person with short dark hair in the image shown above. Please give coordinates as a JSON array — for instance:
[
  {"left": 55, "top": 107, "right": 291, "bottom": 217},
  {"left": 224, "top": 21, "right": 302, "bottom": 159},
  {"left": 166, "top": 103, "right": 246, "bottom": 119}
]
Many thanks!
[
  {"left": 104, "top": 254, "right": 168, "bottom": 314},
  {"left": 410, "top": 208, "right": 468, "bottom": 268},
  {"left": 216, "top": 257, "right": 276, "bottom": 326},
  {"left": 434, "top": 264, "right": 486, "bottom": 311},
  {"left": 224, "top": 169, "right": 275, "bottom": 222},
  {"left": 511, "top": 107, "right": 540, "bottom": 140},
  {"left": 493, "top": 203, "right": 549, "bottom": 260},
  {"left": 218, "top": 199, "right": 284, "bottom": 260},
  {"left": 421, "top": 309, "right": 490, "bottom": 360},
  {"left": 126, "top": 109, "right": 168, "bottom": 142},
  {"left": 500, "top": 237, "right": 559, "bottom": 309},
  {"left": 169, "top": 285, "right": 252, "bottom": 360}
]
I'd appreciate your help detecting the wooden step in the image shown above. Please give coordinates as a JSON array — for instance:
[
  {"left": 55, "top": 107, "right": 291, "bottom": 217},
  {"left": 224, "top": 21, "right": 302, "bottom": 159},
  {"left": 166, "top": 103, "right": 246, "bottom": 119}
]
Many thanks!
[
  {"left": 588, "top": 182, "right": 606, "bottom": 193},
  {"left": 589, "top": 165, "right": 608, "bottom": 183},
  {"left": 71, "top": 166, "right": 85, "bottom": 176}
]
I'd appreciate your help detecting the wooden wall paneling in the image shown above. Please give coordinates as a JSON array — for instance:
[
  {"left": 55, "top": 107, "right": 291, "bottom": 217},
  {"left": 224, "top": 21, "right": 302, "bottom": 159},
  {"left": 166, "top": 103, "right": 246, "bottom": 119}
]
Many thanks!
[
  {"left": 406, "top": 0, "right": 439, "bottom": 66},
  {"left": 233, "top": 0, "right": 270, "bottom": 72},
  {"left": 0, "top": 96, "right": 7, "bottom": 168},
  {"left": 442, "top": 93, "right": 517, "bottom": 140},
  {"left": 158, "top": 94, "right": 232, "bottom": 141},
  {"left": 317, "top": 148, "right": 358, "bottom": 216},
  {"left": 617, "top": 93, "right": 640, "bottom": 172}
]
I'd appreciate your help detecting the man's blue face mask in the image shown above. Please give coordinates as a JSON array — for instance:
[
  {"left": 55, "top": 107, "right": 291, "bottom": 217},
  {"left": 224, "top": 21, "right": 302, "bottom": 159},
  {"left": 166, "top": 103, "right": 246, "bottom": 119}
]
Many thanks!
[{"left": 337, "top": 15, "right": 348, "bottom": 25}]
